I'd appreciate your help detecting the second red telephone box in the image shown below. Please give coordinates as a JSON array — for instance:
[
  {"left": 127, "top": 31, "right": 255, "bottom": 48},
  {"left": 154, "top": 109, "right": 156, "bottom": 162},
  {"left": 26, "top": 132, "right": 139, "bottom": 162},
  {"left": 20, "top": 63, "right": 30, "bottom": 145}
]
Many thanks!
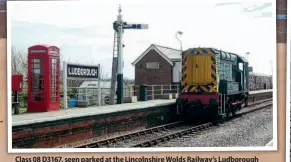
[{"left": 27, "top": 45, "right": 61, "bottom": 112}]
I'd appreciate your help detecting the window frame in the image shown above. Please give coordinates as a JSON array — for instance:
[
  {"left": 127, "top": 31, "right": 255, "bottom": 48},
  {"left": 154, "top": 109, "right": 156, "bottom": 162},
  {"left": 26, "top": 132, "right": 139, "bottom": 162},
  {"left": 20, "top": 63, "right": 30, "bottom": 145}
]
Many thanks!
[{"left": 146, "top": 62, "right": 159, "bottom": 69}]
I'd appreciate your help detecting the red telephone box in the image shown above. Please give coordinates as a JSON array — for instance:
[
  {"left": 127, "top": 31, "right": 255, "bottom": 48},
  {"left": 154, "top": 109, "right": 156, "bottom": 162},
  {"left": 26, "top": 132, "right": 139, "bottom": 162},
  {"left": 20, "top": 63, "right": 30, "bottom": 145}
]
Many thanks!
[{"left": 27, "top": 45, "right": 61, "bottom": 112}]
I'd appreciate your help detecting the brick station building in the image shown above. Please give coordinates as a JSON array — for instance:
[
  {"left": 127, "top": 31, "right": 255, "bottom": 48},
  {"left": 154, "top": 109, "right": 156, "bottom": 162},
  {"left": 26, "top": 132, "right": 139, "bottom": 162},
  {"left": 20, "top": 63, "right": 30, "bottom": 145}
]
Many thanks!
[
  {"left": 131, "top": 44, "right": 182, "bottom": 100},
  {"left": 132, "top": 44, "right": 182, "bottom": 86}
]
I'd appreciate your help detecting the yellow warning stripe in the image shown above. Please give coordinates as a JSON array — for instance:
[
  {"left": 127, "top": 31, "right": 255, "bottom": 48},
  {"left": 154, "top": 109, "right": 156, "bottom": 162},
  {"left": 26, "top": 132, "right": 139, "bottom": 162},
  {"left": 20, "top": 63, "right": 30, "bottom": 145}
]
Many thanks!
[
  {"left": 182, "top": 84, "right": 190, "bottom": 92},
  {"left": 200, "top": 86, "right": 208, "bottom": 92},
  {"left": 189, "top": 85, "right": 197, "bottom": 92},
  {"left": 185, "top": 85, "right": 218, "bottom": 93},
  {"left": 181, "top": 55, "right": 188, "bottom": 87}
]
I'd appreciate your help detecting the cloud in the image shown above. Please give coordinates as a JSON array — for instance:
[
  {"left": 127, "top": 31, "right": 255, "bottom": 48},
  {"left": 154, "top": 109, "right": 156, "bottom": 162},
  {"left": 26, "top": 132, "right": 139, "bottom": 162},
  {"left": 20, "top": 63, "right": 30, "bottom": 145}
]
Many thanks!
[
  {"left": 12, "top": 20, "right": 111, "bottom": 40},
  {"left": 256, "top": 11, "right": 272, "bottom": 18},
  {"left": 242, "top": 2, "right": 271, "bottom": 13},
  {"left": 11, "top": 20, "right": 113, "bottom": 47},
  {"left": 214, "top": 2, "right": 273, "bottom": 19},
  {"left": 215, "top": 2, "right": 242, "bottom": 6}
]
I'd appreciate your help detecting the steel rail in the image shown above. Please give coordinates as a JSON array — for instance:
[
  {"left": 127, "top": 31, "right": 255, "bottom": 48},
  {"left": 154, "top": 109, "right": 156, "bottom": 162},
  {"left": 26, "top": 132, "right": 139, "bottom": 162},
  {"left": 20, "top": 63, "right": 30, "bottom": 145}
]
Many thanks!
[
  {"left": 130, "top": 122, "right": 213, "bottom": 147},
  {"left": 75, "top": 121, "right": 184, "bottom": 148}
]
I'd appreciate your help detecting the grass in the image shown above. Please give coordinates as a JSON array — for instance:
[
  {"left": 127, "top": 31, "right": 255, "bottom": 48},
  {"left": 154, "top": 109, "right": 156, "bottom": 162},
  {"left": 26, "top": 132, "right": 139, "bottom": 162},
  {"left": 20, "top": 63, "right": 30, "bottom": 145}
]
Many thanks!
[
  {"left": 19, "top": 107, "right": 27, "bottom": 114},
  {"left": 12, "top": 107, "right": 27, "bottom": 114}
]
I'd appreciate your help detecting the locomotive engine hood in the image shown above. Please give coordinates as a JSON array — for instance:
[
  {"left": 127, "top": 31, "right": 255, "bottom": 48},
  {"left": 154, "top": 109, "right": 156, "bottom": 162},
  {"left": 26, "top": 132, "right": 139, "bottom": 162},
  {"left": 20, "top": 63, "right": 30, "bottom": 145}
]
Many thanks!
[{"left": 181, "top": 47, "right": 249, "bottom": 94}]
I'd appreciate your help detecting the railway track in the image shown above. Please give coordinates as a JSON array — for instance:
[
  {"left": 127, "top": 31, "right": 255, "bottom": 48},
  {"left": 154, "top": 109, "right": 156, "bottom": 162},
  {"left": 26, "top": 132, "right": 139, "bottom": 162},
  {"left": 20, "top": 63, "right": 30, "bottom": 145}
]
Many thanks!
[
  {"left": 75, "top": 98, "right": 272, "bottom": 148},
  {"left": 75, "top": 121, "right": 185, "bottom": 148}
]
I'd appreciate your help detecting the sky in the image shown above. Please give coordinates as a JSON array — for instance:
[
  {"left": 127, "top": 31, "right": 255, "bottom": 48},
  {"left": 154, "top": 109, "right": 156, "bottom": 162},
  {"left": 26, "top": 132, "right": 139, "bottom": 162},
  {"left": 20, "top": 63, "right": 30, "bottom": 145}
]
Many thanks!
[{"left": 8, "top": 0, "right": 275, "bottom": 79}]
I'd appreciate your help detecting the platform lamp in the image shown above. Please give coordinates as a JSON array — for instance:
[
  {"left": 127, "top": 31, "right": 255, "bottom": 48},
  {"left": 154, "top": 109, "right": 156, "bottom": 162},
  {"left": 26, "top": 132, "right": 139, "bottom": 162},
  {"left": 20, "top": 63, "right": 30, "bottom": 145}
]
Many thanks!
[
  {"left": 176, "top": 31, "right": 183, "bottom": 53},
  {"left": 245, "top": 52, "right": 250, "bottom": 72},
  {"left": 245, "top": 52, "right": 250, "bottom": 63},
  {"left": 176, "top": 31, "right": 183, "bottom": 82}
]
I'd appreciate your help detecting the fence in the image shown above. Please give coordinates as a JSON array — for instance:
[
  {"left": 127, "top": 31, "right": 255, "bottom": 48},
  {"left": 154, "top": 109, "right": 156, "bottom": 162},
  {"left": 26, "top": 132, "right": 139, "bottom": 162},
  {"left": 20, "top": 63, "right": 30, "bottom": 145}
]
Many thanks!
[
  {"left": 64, "top": 86, "right": 135, "bottom": 107},
  {"left": 63, "top": 84, "right": 179, "bottom": 106},
  {"left": 11, "top": 84, "right": 179, "bottom": 110},
  {"left": 144, "top": 84, "right": 179, "bottom": 100}
]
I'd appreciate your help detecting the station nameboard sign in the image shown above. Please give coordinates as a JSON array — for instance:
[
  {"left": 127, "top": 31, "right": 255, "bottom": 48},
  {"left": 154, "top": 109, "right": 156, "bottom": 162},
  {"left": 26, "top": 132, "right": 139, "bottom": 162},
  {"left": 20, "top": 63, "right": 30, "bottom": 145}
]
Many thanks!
[{"left": 67, "top": 64, "right": 99, "bottom": 79}]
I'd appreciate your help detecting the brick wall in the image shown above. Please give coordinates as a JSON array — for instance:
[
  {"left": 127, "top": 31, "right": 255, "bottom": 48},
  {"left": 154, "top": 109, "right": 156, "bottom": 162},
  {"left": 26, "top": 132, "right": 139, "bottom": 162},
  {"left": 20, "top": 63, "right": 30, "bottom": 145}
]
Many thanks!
[{"left": 134, "top": 49, "right": 172, "bottom": 85}]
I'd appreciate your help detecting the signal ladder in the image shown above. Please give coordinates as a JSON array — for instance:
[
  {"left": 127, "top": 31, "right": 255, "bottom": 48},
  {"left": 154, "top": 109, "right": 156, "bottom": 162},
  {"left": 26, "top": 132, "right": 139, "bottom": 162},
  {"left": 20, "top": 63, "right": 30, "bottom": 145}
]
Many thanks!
[{"left": 109, "top": 32, "right": 119, "bottom": 105}]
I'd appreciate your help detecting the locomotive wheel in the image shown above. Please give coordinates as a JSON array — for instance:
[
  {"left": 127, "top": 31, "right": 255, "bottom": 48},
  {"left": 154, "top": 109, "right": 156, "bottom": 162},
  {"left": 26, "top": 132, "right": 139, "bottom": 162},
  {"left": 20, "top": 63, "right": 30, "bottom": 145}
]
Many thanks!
[
  {"left": 232, "top": 103, "right": 241, "bottom": 116},
  {"left": 232, "top": 110, "right": 237, "bottom": 117},
  {"left": 218, "top": 115, "right": 226, "bottom": 124},
  {"left": 225, "top": 104, "right": 232, "bottom": 120},
  {"left": 232, "top": 105, "right": 238, "bottom": 117},
  {"left": 211, "top": 110, "right": 220, "bottom": 126},
  {"left": 211, "top": 113, "right": 222, "bottom": 126},
  {"left": 226, "top": 111, "right": 232, "bottom": 119},
  {"left": 210, "top": 105, "right": 222, "bottom": 126},
  {"left": 212, "top": 119, "right": 219, "bottom": 126}
]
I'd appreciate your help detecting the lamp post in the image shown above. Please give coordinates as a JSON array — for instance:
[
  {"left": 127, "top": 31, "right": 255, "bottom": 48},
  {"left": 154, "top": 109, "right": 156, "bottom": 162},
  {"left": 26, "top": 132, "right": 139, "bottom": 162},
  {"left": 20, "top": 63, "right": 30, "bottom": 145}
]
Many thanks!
[
  {"left": 175, "top": 31, "right": 183, "bottom": 52},
  {"left": 245, "top": 52, "right": 250, "bottom": 63},
  {"left": 175, "top": 31, "right": 183, "bottom": 80},
  {"left": 176, "top": 31, "right": 183, "bottom": 102}
]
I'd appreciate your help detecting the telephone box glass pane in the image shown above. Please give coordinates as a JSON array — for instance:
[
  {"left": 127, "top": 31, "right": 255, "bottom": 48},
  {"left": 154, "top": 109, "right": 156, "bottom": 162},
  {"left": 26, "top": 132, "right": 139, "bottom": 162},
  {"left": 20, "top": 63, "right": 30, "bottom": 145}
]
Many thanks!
[
  {"left": 34, "top": 69, "right": 40, "bottom": 74},
  {"left": 51, "top": 58, "right": 58, "bottom": 102},
  {"left": 31, "top": 58, "right": 44, "bottom": 102}
]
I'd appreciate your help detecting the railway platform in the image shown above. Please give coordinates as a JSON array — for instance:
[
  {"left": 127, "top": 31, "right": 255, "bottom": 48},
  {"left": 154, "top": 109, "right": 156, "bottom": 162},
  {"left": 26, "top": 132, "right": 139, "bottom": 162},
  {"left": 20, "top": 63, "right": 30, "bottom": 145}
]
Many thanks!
[
  {"left": 12, "top": 99, "right": 176, "bottom": 126},
  {"left": 11, "top": 89, "right": 272, "bottom": 148},
  {"left": 12, "top": 89, "right": 272, "bottom": 127}
]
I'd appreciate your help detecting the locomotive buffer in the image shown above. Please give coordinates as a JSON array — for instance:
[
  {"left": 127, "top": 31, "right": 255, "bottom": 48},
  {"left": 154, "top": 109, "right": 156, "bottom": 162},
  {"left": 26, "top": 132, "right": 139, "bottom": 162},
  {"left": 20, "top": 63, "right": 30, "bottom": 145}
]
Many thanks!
[{"left": 109, "top": 5, "right": 148, "bottom": 105}]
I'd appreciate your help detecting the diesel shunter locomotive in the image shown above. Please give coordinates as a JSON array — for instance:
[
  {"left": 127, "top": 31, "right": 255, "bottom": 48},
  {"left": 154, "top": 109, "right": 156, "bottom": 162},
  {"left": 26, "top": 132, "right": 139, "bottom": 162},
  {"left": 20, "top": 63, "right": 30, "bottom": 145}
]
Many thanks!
[{"left": 176, "top": 48, "right": 250, "bottom": 124}]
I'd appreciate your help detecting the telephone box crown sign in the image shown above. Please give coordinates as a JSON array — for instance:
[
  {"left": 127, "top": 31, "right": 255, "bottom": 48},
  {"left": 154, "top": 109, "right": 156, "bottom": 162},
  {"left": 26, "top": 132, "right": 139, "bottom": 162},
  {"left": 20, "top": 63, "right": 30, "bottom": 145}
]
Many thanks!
[{"left": 28, "top": 45, "right": 60, "bottom": 56}]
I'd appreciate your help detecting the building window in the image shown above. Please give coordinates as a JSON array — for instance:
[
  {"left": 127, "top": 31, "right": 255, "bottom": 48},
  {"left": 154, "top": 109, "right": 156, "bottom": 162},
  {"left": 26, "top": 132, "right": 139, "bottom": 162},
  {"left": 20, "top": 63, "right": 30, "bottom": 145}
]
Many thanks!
[{"left": 146, "top": 62, "right": 159, "bottom": 69}]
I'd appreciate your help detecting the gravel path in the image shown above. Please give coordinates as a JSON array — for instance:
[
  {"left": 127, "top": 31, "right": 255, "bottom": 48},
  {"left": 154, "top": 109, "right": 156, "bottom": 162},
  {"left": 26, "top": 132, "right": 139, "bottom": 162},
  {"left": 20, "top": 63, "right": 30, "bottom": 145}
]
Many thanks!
[{"left": 154, "top": 106, "right": 273, "bottom": 147}]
